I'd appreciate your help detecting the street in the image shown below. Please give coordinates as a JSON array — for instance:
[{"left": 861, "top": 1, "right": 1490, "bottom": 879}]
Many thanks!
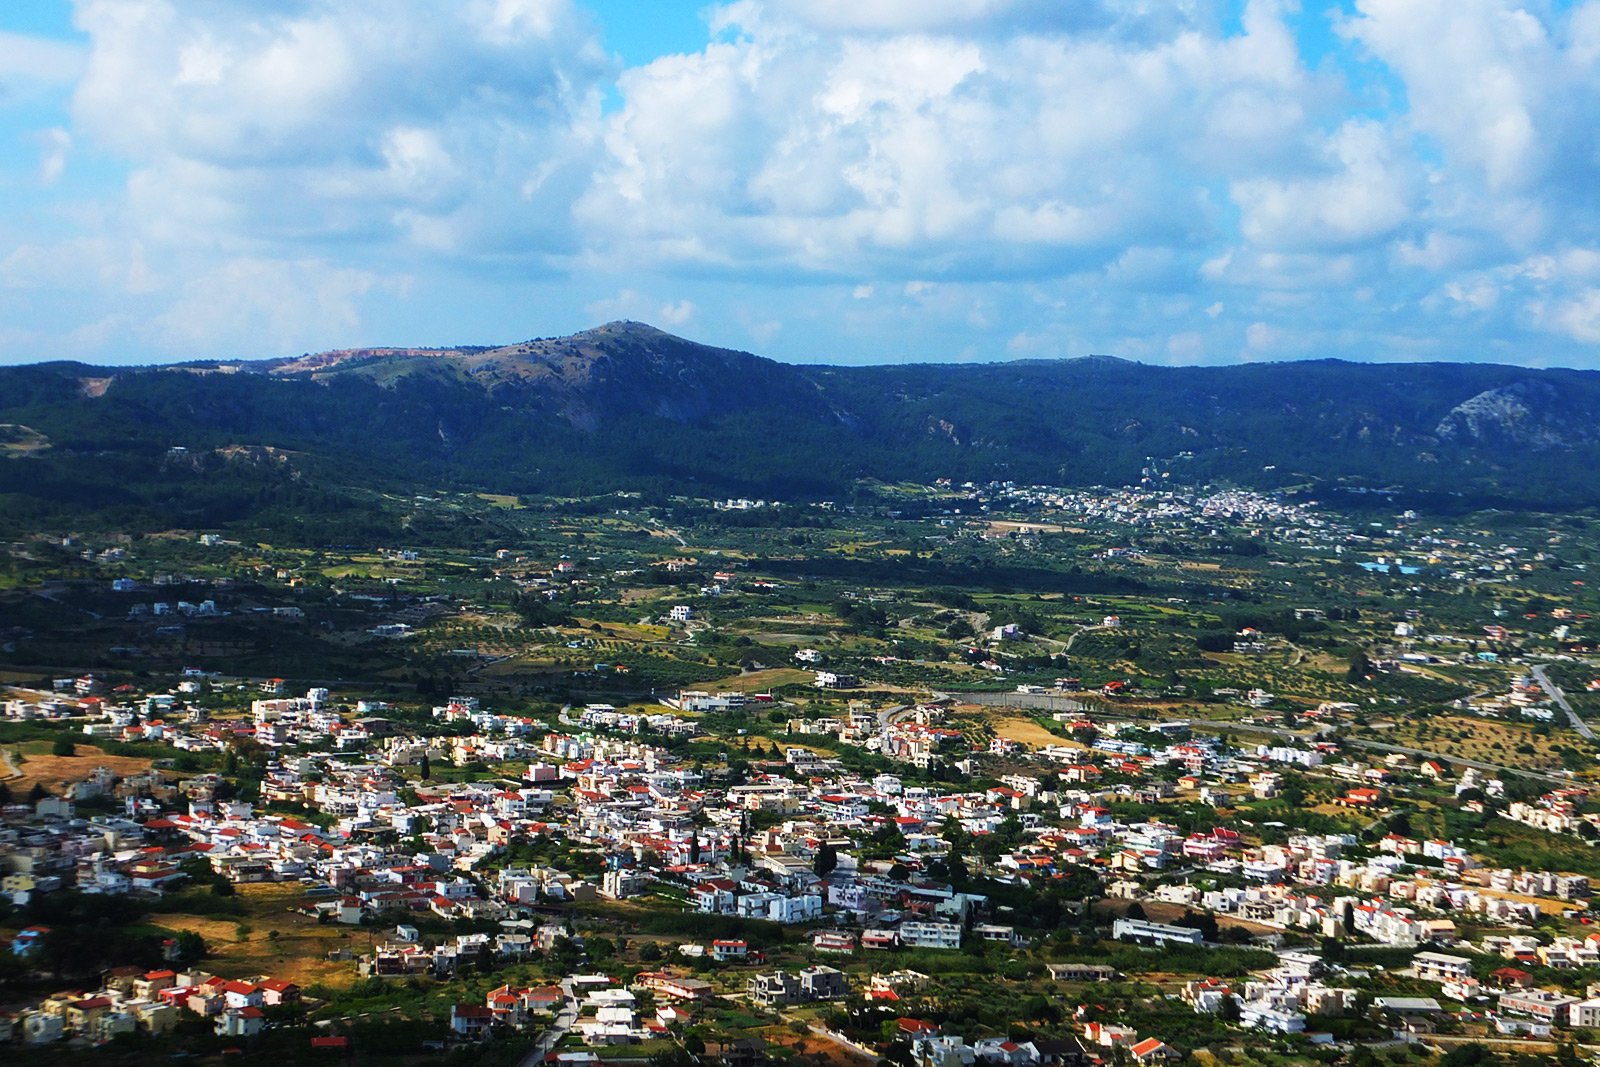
[{"left": 1531, "top": 663, "right": 1595, "bottom": 741}]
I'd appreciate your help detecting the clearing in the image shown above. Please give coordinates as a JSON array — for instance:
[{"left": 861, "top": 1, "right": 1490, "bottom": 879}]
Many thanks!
[
  {"left": 704, "top": 668, "right": 815, "bottom": 692},
  {"left": 150, "top": 883, "right": 361, "bottom": 989},
  {"left": 987, "top": 716, "right": 1076, "bottom": 750},
  {"left": 4, "top": 742, "right": 153, "bottom": 796}
]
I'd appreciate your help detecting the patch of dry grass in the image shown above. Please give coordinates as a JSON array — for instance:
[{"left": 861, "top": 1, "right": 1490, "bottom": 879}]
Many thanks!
[
  {"left": 4, "top": 744, "right": 152, "bottom": 796},
  {"left": 151, "top": 883, "right": 361, "bottom": 989}
]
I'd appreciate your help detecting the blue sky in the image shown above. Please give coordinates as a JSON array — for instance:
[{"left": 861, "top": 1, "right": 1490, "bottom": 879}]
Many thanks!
[{"left": 2, "top": 0, "right": 1600, "bottom": 368}]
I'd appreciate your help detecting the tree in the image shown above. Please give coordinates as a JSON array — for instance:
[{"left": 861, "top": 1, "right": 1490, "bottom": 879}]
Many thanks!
[
  {"left": 1124, "top": 902, "right": 1146, "bottom": 921},
  {"left": 172, "top": 929, "right": 208, "bottom": 964},
  {"left": 813, "top": 841, "right": 839, "bottom": 877},
  {"left": 211, "top": 876, "right": 236, "bottom": 897},
  {"left": 418, "top": 753, "right": 431, "bottom": 781},
  {"left": 51, "top": 734, "right": 76, "bottom": 757},
  {"left": 1441, "top": 1044, "right": 1491, "bottom": 1067},
  {"left": 1176, "top": 909, "right": 1219, "bottom": 941},
  {"left": 942, "top": 822, "right": 969, "bottom": 885}
]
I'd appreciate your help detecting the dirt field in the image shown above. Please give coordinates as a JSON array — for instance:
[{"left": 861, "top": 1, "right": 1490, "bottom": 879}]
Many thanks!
[
  {"left": 705, "top": 668, "right": 815, "bottom": 692},
  {"left": 3, "top": 743, "right": 153, "bottom": 796},
  {"left": 151, "top": 883, "right": 361, "bottom": 989},
  {"left": 987, "top": 716, "right": 1077, "bottom": 750},
  {"left": 763, "top": 1028, "right": 876, "bottom": 1065},
  {"left": 1471, "top": 886, "right": 1574, "bottom": 918}
]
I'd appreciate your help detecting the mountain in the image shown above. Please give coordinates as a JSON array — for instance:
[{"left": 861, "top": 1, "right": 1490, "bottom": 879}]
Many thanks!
[
  {"left": 259, "top": 322, "right": 845, "bottom": 431},
  {"left": 3, "top": 321, "right": 1600, "bottom": 536}
]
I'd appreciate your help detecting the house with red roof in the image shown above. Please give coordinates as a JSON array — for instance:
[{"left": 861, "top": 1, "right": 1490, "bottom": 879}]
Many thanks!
[
  {"left": 450, "top": 1003, "right": 494, "bottom": 1037},
  {"left": 214, "top": 1005, "right": 264, "bottom": 1038},
  {"left": 134, "top": 970, "right": 177, "bottom": 999},
  {"left": 897, "top": 1018, "right": 939, "bottom": 1038},
  {"left": 1130, "top": 1037, "right": 1173, "bottom": 1062},
  {"left": 221, "top": 980, "right": 262, "bottom": 1009},
  {"left": 258, "top": 978, "right": 300, "bottom": 1005},
  {"left": 711, "top": 939, "right": 749, "bottom": 962}
]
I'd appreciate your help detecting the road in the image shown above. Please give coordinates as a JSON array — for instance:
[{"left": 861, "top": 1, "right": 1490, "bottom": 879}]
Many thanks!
[
  {"left": 951, "top": 690, "right": 1105, "bottom": 715},
  {"left": 515, "top": 979, "right": 580, "bottom": 1067},
  {"left": 877, "top": 704, "right": 910, "bottom": 728},
  {"left": 647, "top": 519, "right": 687, "bottom": 548},
  {"left": 1168, "top": 717, "right": 1574, "bottom": 786},
  {"left": 1531, "top": 663, "right": 1595, "bottom": 740},
  {"left": 1062, "top": 622, "right": 1113, "bottom": 652},
  {"left": 1344, "top": 737, "right": 1572, "bottom": 786}
]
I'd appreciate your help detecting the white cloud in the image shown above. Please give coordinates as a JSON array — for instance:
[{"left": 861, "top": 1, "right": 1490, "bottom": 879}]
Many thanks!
[
  {"left": 584, "top": 288, "right": 649, "bottom": 322},
  {"left": 35, "top": 128, "right": 72, "bottom": 186},
  {"left": 70, "top": 0, "right": 608, "bottom": 258},
  {"left": 1231, "top": 119, "right": 1417, "bottom": 251},
  {"left": 0, "top": 30, "right": 86, "bottom": 90},
  {"left": 2, "top": 0, "right": 1599, "bottom": 367},
  {"left": 1341, "top": 0, "right": 1596, "bottom": 197},
  {"left": 659, "top": 299, "right": 696, "bottom": 326},
  {"left": 1245, "top": 321, "right": 1277, "bottom": 351},
  {"left": 1554, "top": 289, "right": 1600, "bottom": 344},
  {"left": 580, "top": 0, "right": 1328, "bottom": 280},
  {"left": 149, "top": 257, "right": 390, "bottom": 358}
]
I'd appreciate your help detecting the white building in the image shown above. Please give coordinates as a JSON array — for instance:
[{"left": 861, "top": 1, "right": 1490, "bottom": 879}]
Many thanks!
[{"left": 898, "top": 921, "right": 963, "bottom": 950}]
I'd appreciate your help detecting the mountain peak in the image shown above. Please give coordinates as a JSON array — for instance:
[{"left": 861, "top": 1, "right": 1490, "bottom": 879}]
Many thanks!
[{"left": 585, "top": 320, "right": 672, "bottom": 339}]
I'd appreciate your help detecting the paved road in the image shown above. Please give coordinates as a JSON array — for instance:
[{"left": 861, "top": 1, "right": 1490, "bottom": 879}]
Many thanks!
[
  {"left": 1344, "top": 737, "right": 1572, "bottom": 786},
  {"left": 1094, "top": 715, "right": 1570, "bottom": 786},
  {"left": 515, "top": 979, "right": 580, "bottom": 1067},
  {"left": 1531, "top": 663, "right": 1595, "bottom": 740},
  {"left": 951, "top": 690, "right": 1106, "bottom": 715},
  {"left": 877, "top": 704, "right": 913, "bottom": 728},
  {"left": 1062, "top": 622, "right": 1113, "bottom": 652}
]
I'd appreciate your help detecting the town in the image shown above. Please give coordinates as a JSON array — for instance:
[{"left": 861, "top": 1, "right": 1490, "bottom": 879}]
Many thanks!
[{"left": 3, "top": 479, "right": 1600, "bottom": 1067}]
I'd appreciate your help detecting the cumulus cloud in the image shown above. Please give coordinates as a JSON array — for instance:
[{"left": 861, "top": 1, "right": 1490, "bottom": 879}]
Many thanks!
[
  {"left": 1340, "top": 0, "right": 1599, "bottom": 198},
  {"left": 0, "top": 0, "right": 612, "bottom": 360},
  {"left": 3, "top": 0, "right": 1600, "bottom": 366},
  {"left": 70, "top": 0, "right": 608, "bottom": 258},
  {"left": 0, "top": 30, "right": 86, "bottom": 91},
  {"left": 1231, "top": 120, "right": 1418, "bottom": 251},
  {"left": 34, "top": 128, "right": 72, "bottom": 186},
  {"left": 150, "top": 257, "right": 393, "bottom": 357},
  {"left": 580, "top": 0, "right": 1326, "bottom": 281}
]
